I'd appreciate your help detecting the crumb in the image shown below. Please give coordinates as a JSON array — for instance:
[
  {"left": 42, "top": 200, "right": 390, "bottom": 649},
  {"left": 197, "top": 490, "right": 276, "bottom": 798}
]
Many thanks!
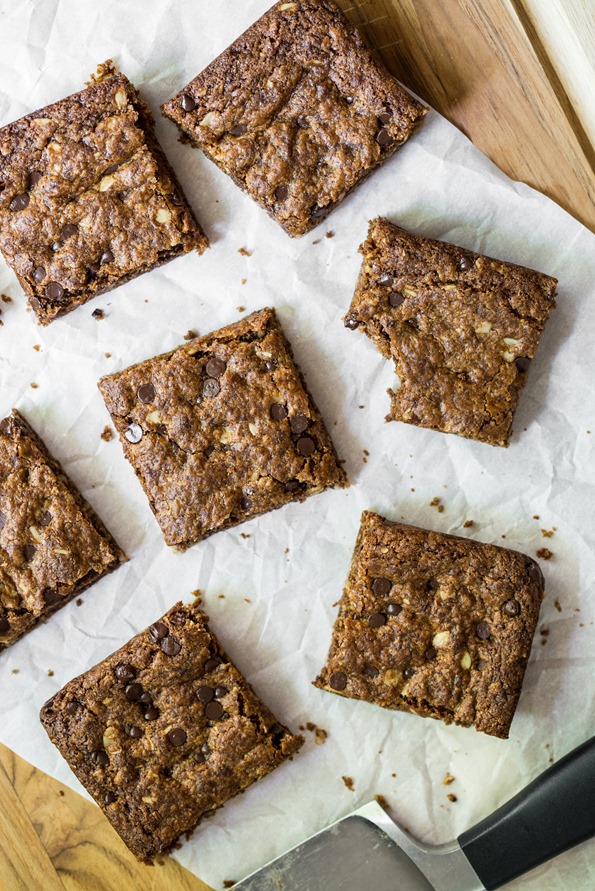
[
  {"left": 240, "top": 532, "right": 251, "bottom": 539},
  {"left": 218, "top": 594, "right": 225, "bottom": 599},
  {"left": 554, "top": 599, "right": 562, "bottom": 612},
  {"left": 11, "top": 669, "right": 19, "bottom": 674},
  {"left": 359, "top": 404, "right": 365, "bottom": 409},
  {"left": 443, "top": 773, "right": 455, "bottom": 785},
  {"left": 312, "top": 238, "right": 321, "bottom": 244},
  {"left": 342, "top": 776, "right": 354, "bottom": 792},
  {"left": 223, "top": 882, "right": 236, "bottom": 889},
  {"left": 430, "top": 497, "right": 444, "bottom": 512},
  {"left": 463, "top": 520, "right": 474, "bottom": 528},
  {"left": 315, "top": 728, "right": 328, "bottom": 745},
  {"left": 284, "top": 547, "right": 289, "bottom": 554},
  {"left": 306, "top": 722, "right": 316, "bottom": 731},
  {"left": 236, "top": 306, "right": 245, "bottom": 312},
  {"left": 59, "top": 790, "right": 65, "bottom": 797},
  {"left": 144, "top": 299, "right": 149, "bottom": 303},
  {"left": 391, "top": 773, "right": 396, "bottom": 778},
  {"left": 100, "top": 425, "right": 114, "bottom": 442},
  {"left": 541, "top": 528, "right": 556, "bottom": 538},
  {"left": 363, "top": 449, "right": 369, "bottom": 456},
  {"left": 536, "top": 548, "right": 553, "bottom": 560},
  {"left": 325, "top": 231, "right": 335, "bottom": 239},
  {"left": 104, "top": 352, "right": 111, "bottom": 358},
  {"left": 92, "top": 308, "right": 105, "bottom": 320},
  {"left": 501, "top": 534, "right": 506, "bottom": 539},
  {"left": 447, "top": 793, "right": 458, "bottom": 802},
  {"left": 33, "top": 344, "right": 41, "bottom": 352},
  {"left": 30, "top": 382, "right": 38, "bottom": 389},
  {"left": 184, "top": 329, "right": 197, "bottom": 341},
  {"left": 410, "top": 487, "right": 415, "bottom": 492},
  {"left": 241, "top": 278, "right": 247, "bottom": 285},
  {"left": 1, "top": 294, "right": 12, "bottom": 303},
  {"left": 76, "top": 599, "right": 83, "bottom": 606},
  {"left": 47, "top": 669, "right": 54, "bottom": 677},
  {"left": 190, "top": 589, "right": 203, "bottom": 607},
  {"left": 533, "top": 515, "right": 540, "bottom": 520},
  {"left": 374, "top": 793, "right": 390, "bottom": 810},
  {"left": 244, "top": 598, "right": 252, "bottom": 604},
  {"left": 237, "top": 247, "right": 252, "bottom": 257},
  {"left": 586, "top": 430, "right": 591, "bottom": 434},
  {"left": 0, "top": 319, "right": 4, "bottom": 326}
]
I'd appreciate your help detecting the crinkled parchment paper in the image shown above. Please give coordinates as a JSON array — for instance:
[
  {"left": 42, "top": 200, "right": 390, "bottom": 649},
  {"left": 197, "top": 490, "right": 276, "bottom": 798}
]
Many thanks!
[{"left": 0, "top": 2, "right": 594, "bottom": 888}]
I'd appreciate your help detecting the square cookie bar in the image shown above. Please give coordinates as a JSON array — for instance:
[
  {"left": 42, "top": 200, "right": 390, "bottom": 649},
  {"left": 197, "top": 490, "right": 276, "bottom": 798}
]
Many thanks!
[
  {"left": 162, "top": 0, "right": 426, "bottom": 237},
  {"left": 344, "top": 218, "right": 557, "bottom": 446},
  {"left": 0, "top": 61, "right": 207, "bottom": 324},
  {"left": 314, "top": 511, "right": 545, "bottom": 738},
  {"left": 40, "top": 602, "right": 303, "bottom": 861},
  {"left": 0, "top": 410, "right": 125, "bottom": 652},
  {"left": 98, "top": 307, "right": 348, "bottom": 548}
]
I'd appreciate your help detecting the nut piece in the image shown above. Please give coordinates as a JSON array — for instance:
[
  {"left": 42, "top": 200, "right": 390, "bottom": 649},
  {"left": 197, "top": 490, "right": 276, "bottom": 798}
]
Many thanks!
[
  {"left": 199, "top": 111, "right": 216, "bottom": 128},
  {"left": 248, "top": 422, "right": 258, "bottom": 435},
  {"left": 279, "top": 2, "right": 297, "bottom": 9},
  {"left": 98, "top": 175, "right": 115, "bottom": 192},
  {"left": 460, "top": 651, "right": 472, "bottom": 670},
  {"left": 502, "top": 337, "right": 520, "bottom": 346},
  {"left": 146, "top": 410, "right": 162, "bottom": 425},
  {"left": 475, "top": 321, "right": 492, "bottom": 334},
  {"left": 103, "top": 725, "right": 122, "bottom": 754},
  {"left": 114, "top": 90, "right": 127, "bottom": 108},
  {"left": 29, "top": 526, "right": 43, "bottom": 543},
  {"left": 502, "top": 351, "right": 515, "bottom": 363},
  {"left": 432, "top": 630, "right": 450, "bottom": 648},
  {"left": 156, "top": 208, "right": 172, "bottom": 224}
]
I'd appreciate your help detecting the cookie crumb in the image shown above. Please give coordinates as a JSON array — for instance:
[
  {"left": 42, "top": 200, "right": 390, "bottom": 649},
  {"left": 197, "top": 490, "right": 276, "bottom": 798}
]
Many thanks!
[
  {"left": 47, "top": 669, "right": 54, "bottom": 677},
  {"left": 241, "top": 278, "right": 247, "bottom": 285},
  {"left": 184, "top": 330, "right": 197, "bottom": 341},
  {"left": 536, "top": 547, "right": 553, "bottom": 560},
  {"left": 430, "top": 496, "right": 444, "bottom": 512},
  {"left": 325, "top": 231, "right": 335, "bottom": 239},
  {"left": 533, "top": 514, "right": 540, "bottom": 520},
  {"left": 30, "top": 382, "right": 38, "bottom": 389},
  {"left": 104, "top": 352, "right": 111, "bottom": 358},
  {"left": 236, "top": 306, "right": 245, "bottom": 312},
  {"left": 100, "top": 425, "right": 114, "bottom": 442},
  {"left": 244, "top": 598, "right": 252, "bottom": 604},
  {"left": 237, "top": 247, "right": 252, "bottom": 257},
  {"left": 223, "top": 882, "right": 236, "bottom": 889},
  {"left": 312, "top": 238, "right": 321, "bottom": 245},
  {"left": 463, "top": 520, "right": 474, "bottom": 528},
  {"left": 240, "top": 532, "right": 251, "bottom": 539},
  {"left": 218, "top": 594, "right": 225, "bottom": 599},
  {"left": 59, "top": 790, "right": 65, "bottom": 797},
  {"left": 76, "top": 599, "right": 83, "bottom": 606},
  {"left": 1, "top": 294, "right": 12, "bottom": 303},
  {"left": 443, "top": 772, "right": 455, "bottom": 785},
  {"left": 554, "top": 599, "right": 562, "bottom": 612},
  {"left": 541, "top": 528, "right": 556, "bottom": 538},
  {"left": 342, "top": 775, "right": 354, "bottom": 791},
  {"left": 374, "top": 793, "right": 390, "bottom": 810},
  {"left": 11, "top": 668, "right": 19, "bottom": 674},
  {"left": 33, "top": 344, "right": 41, "bottom": 352},
  {"left": 92, "top": 308, "right": 105, "bottom": 320},
  {"left": 447, "top": 793, "right": 458, "bottom": 802},
  {"left": 359, "top": 404, "right": 365, "bottom": 409},
  {"left": 315, "top": 728, "right": 328, "bottom": 745}
]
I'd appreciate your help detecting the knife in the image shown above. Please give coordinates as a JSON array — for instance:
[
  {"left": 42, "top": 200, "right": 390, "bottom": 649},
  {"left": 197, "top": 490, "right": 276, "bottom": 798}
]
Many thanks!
[{"left": 235, "top": 735, "right": 595, "bottom": 890}]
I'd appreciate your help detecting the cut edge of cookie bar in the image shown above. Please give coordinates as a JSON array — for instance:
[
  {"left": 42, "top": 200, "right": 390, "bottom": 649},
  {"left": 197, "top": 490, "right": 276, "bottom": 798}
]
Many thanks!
[{"left": 344, "top": 218, "right": 558, "bottom": 446}]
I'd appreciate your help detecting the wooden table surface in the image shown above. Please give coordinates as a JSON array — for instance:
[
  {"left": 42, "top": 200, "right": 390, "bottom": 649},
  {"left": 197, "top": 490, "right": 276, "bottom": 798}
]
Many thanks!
[{"left": 1, "top": 2, "right": 593, "bottom": 890}]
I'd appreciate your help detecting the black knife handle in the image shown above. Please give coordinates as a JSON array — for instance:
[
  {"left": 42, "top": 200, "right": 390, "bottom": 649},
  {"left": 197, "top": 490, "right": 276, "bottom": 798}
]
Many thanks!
[{"left": 458, "top": 735, "right": 595, "bottom": 890}]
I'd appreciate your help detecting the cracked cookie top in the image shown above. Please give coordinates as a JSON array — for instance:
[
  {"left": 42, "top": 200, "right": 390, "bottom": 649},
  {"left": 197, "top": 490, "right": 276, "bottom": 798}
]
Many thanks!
[
  {"left": 345, "top": 217, "right": 557, "bottom": 446},
  {"left": 98, "top": 307, "right": 348, "bottom": 548}
]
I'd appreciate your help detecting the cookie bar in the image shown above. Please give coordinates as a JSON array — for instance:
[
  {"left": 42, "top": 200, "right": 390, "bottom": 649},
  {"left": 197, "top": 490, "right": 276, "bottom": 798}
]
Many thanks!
[
  {"left": 0, "top": 61, "right": 207, "bottom": 324},
  {"left": 344, "top": 218, "right": 557, "bottom": 446},
  {"left": 162, "top": 0, "right": 427, "bottom": 237},
  {"left": 40, "top": 602, "right": 303, "bottom": 861},
  {"left": 0, "top": 410, "right": 125, "bottom": 652},
  {"left": 314, "top": 511, "right": 545, "bottom": 738},
  {"left": 98, "top": 307, "right": 348, "bottom": 548}
]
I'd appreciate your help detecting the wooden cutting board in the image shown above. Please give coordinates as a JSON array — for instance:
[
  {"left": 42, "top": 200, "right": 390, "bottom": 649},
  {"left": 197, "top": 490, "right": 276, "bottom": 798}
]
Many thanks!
[{"left": 1, "top": 3, "right": 593, "bottom": 891}]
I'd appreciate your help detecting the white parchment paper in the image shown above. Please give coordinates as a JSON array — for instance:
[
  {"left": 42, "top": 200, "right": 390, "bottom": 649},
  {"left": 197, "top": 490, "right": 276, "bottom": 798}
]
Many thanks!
[{"left": 0, "top": 2, "right": 594, "bottom": 888}]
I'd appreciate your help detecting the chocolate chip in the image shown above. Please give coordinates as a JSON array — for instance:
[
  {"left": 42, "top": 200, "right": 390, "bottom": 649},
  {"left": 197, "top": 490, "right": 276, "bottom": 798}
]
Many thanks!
[
  {"left": 91, "top": 750, "right": 109, "bottom": 767},
  {"left": 100, "top": 250, "right": 114, "bottom": 265},
  {"left": 144, "top": 706, "right": 159, "bottom": 721},
  {"left": 368, "top": 612, "right": 387, "bottom": 628},
  {"left": 203, "top": 378, "right": 221, "bottom": 398},
  {"left": 426, "top": 578, "right": 438, "bottom": 591},
  {"left": 149, "top": 621, "right": 169, "bottom": 641},
  {"left": 0, "top": 617, "right": 10, "bottom": 633},
  {"left": 378, "top": 111, "right": 392, "bottom": 124},
  {"left": 115, "top": 663, "right": 136, "bottom": 683},
  {"left": 125, "top": 724, "right": 143, "bottom": 738},
  {"left": 39, "top": 511, "right": 52, "bottom": 526},
  {"left": 503, "top": 598, "right": 520, "bottom": 616},
  {"left": 214, "top": 686, "right": 228, "bottom": 698},
  {"left": 515, "top": 357, "right": 531, "bottom": 374},
  {"left": 525, "top": 557, "right": 543, "bottom": 584},
  {"left": 204, "top": 700, "right": 224, "bottom": 720},
  {"left": 270, "top": 403, "right": 288, "bottom": 421},
  {"left": 137, "top": 383, "right": 156, "bottom": 403},
  {"left": 45, "top": 281, "right": 64, "bottom": 301},
  {"left": 172, "top": 191, "right": 184, "bottom": 206},
  {"left": 125, "top": 683, "right": 143, "bottom": 701},
  {"left": 103, "top": 163, "right": 119, "bottom": 176},
  {"left": 167, "top": 728, "right": 187, "bottom": 747},
  {"left": 344, "top": 317, "right": 359, "bottom": 330},
  {"left": 265, "top": 360, "right": 276, "bottom": 372},
  {"left": 28, "top": 171, "right": 43, "bottom": 188},
  {"left": 61, "top": 223, "right": 78, "bottom": 240},
  {"left": 240, "top": 496, "right": 252, "bottom": 510},
  {"left": 389, "top": 291, "right": 405, "bottom": 307},
  {"left": 0, "top": 418, "right": 12, "bottom": 435},
  {"left": 124, "top": 423, "right": 142, "bottom": 444},
  {"left": 33, "top": 266, "right": 46, "bottom": 284},
  {"left": 459, "top": 255, "right": 473, "bottom": 271},
  {"left": 23, "top": 544, "right": 36, "bottom": 562},
  {"left": 204, "top": 657, "right": 221, "bottom": 673},
  {"left": 206, "top": 357, "right": 227, "bottom": 378},
  {"left": 229, "top": 124, "right": 246, "bottom": 136},
  {"left": 10, "top": 193, "right": 29, "bottom": 211},
  {"left": 476, "top": 621, "right": 490, "bottom": 639},
  {"left": 407, "top": 318, "right": 419, "bottom": 330},
  {"left": 204, "top": 445, "right": 215, "bottom": 459},
  {"left": 425, "top": 647, "right": 437, "bottom": 661},
  {"left": 44, "top": 588, "right": 60, "bottom": 605},
  {"left": 64, "top": 701, "right": 80, "bottom": 715},
  {"left": 180, "top": 93, "right": 196, "bottom": 112},
  {"left": 329, "top": 671, "right": 347, "bottom": 691},
  {"left": 386, "top": 602, "right": 402, "bottom": 616},
  {"left": 196, "top": 685, "right": 215, "bottom": 704},
  {"left": 310, "top": 204, "right": 327, "bottom": 219},
  {"left": 372, "top": 577, "right": 392, "bottom": 597},
  {"left": 363, "top": 664, "right": 379, "bottom": 678},
  {"left": 290, "top": 414, "right": 309, "bottom": 434},
  {"left": 376, "top": 128, "right": 393, "bottom": 146},
  {"left": 161, "top": 635, "right": 181, "bottom": 656},
  {"left": 377, "top": 273, "right": 393, "bottom": 286},
  {"left": 403, "top": 667, "right": 415, "bottom": 679},
  {"left": 275, "top": 185, "right": 288, "bottom": 202},
  {"left": 104, "top": 791, "right": 117, "bottom": 805},
  {"left": 296, "top": 436, "right": 315, "bottom": 457},
  {"left": 284, "top": 479, "right": 300, "bottom": 492},
  {"left": 138, "top": 691, "right": 153, "bottom": 705},
  {"left": 194, "top": 751, "right": 207, "bottom": 764}
]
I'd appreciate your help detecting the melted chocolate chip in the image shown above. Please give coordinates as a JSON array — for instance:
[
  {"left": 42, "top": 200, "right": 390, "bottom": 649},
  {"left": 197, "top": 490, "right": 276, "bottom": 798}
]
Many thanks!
[
  {"left": 161, "top": 635, "right": 181, "bottom": 656},
  {"left": 386, "top": 602, "right": 402, "bottom": 616},
  {"left": 124, "top": 423, "right": 142, "bottom": 444},
  {"left": 229, "top": 124, "right": 246, "bottom": 136},
  {"left": 23, "top": 544, "right": 36, "bottom": 562},
  {"left": 137, "top": 383, "right": 156, "bottom": 404},
  {"left": 65, "top": 701, "right": 80, "bottom": 715},
  {"left": 180, "top": 93, "right": 196, "bottom": 112},
  {"left": 10, "top": 193, "right": 30, "bottom": 211},
  {"left": 389, "top": 291, "right": 405, "bottom": 307},
  {"left": 275, "top": 185, "right": 288, "bottom": 202},
  {"left": 206, "top": 357, "right": 227, "bottom": 378},
  {"left": 503, "top": 598, "right": 520, "bottom": 616},
  {"left": 196, "top": 685, "right": 215, "bottom": 704},
  {"left": 270, "top": 403, "right": 288, "bottom": 421},
  {"left": 33, "top": 266, "right": 46, "bottom": 284},
  {"left": 363, "top": 664, "right": 379, "bottom": 678},
  {"left": 476, "top": 621, "right": 490, "bottom": 639},
  {"left": 115, "top": 663, "right": 136, "bottom": 683},
  {"left": 204, "top": 700, "right": 224, "bottom": 721},
  {"left": 284, "top": 479, "right": 301, "bottom": 492},
  {"left": 45, "top": 281, "right": 64, "bottom": 301},
  {"left": 372, "top": 577, "right": 392, "bottom": 597},
  {"left": 329, "top": 671, "right": 347, "bottom": 691},
  {"left": 144, "top": 706, "right": 159, "bottom": 721},
  {"left": 167, "top": 728, "right": 187, "bottom": 746},
  {"left": 297, "top": 435, "right": 315, "bottom": 457},
  {"left": 203, "top": 378, "right": 221, "bottom": 398},
  {"left": 515, "top": 357, "right": 531, "bottom": 374},
  {"left": 204, "top": 657, "right": 221, "bottom": 673},
  {"left": 344, "top": 317, "right": 359, "bottom": 330},
  {"left": 61, "top": 223, "right": 78, "bottom": 240},
  {"left": 149, "top": 622, "right": 169, "bottom": 641},
  {"left": 368, "top": 612, "right": 387, "bottom": 628},
  {"left": 44, "top": 588, "right": 60, "bottom": 605},
  {"left": 125, "top": 683, "right": 143, "bottom": 702}
]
